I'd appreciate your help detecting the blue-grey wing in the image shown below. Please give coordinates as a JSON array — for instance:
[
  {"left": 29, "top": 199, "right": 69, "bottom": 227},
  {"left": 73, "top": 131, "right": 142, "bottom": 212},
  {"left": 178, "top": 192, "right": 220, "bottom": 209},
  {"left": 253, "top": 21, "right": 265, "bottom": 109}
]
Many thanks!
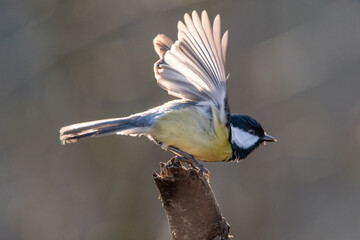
[{"left": 129, "top": 100, "right": 196, "bottom": 127}]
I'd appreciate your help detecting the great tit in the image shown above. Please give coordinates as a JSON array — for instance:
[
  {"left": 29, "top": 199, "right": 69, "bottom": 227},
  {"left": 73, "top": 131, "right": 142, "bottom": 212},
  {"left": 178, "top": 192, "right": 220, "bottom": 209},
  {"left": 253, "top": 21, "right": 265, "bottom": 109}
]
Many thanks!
[{"left": 60, "top": 10, "right": 276, "bottom": 168}]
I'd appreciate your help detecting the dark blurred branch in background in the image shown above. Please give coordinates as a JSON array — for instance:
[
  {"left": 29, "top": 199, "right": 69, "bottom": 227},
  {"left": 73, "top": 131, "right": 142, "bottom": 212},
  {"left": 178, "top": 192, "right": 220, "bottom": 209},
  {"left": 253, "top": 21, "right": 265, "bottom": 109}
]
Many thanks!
[{"left": 153, "top": 161, "right": 231, "bottom": 240}]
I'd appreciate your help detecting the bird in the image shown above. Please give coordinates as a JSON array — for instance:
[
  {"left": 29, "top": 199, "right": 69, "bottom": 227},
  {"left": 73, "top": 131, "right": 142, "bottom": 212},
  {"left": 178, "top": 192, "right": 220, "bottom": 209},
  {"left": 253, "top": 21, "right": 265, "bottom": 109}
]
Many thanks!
[{"left": 59, "top": 10, "right": 276, "bottom": 170}]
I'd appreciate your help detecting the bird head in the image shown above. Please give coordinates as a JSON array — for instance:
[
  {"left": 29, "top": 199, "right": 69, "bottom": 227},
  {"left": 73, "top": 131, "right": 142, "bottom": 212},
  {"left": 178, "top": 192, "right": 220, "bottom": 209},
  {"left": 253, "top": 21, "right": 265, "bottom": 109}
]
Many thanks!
[{"left": 229, "top": 115, "right": 276, "bottom": 160}]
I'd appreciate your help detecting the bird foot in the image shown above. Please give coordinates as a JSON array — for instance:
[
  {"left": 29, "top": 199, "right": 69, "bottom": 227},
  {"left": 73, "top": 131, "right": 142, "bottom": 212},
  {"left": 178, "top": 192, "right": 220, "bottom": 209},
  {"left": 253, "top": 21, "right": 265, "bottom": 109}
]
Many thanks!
[
  {"left": 165, "top": 155, "right": 209, "bottom": 175},
  {"left": 176, "top": 156, "right": 209, "bottom": 174},
  {"left": 166, "top": 146, "right": 209, "bottom": 174}
]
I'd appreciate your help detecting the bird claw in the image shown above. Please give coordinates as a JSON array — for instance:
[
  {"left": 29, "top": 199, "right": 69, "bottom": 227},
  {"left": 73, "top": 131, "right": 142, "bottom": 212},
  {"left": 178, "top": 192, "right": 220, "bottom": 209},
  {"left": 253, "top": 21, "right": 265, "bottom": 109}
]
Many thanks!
[
  {"left": 173, "top": 156, "right": 209, "bottom": 174},
  {"left": 167, "top": 147, "right": 209, "bottom": 174},
  {"left": 165, "top": 157, "right": 181, "bottom": 169}
]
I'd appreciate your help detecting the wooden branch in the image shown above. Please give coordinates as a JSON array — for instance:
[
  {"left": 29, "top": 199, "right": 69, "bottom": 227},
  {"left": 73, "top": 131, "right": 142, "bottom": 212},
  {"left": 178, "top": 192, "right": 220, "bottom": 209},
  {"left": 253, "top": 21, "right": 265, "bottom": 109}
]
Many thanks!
[{"left": 153, "top": 160, "right": 231, "bottom": 240}]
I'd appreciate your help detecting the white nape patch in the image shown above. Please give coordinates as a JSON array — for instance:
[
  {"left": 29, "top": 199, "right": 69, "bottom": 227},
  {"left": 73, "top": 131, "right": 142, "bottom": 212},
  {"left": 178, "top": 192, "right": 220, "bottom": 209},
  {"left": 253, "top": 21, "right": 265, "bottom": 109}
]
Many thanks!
[{"left": 231, "top": 126, "right": 259, "bottom": 149}]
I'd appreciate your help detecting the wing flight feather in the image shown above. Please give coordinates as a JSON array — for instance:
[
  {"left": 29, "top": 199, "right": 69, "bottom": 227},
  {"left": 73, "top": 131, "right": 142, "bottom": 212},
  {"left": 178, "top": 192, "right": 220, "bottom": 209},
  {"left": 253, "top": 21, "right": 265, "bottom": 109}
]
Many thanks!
[{"left": 154, "top": 10, "right": 230, "bottom": 124}]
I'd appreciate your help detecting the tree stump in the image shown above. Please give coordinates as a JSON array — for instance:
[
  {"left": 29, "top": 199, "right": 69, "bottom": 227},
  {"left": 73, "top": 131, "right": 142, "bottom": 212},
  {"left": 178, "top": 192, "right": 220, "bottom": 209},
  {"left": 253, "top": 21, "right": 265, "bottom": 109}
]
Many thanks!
[{"left": 153, "top": 160, "right": 231, "bottom": 240}]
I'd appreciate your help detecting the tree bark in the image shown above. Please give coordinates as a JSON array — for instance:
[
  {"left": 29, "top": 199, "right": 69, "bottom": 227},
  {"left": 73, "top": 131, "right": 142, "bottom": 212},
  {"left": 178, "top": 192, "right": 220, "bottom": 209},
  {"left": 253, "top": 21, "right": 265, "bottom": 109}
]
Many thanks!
[{"left": 153, "top": 160, "right": 231, "bottom": 240}]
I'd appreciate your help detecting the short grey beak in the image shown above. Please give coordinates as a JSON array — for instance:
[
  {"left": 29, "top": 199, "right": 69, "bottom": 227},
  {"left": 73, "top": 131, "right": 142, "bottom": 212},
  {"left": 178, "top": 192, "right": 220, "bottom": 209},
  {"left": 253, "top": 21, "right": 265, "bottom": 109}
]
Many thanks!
[{"left": 261, "top": 133, "right": 277, "bottom": 142}]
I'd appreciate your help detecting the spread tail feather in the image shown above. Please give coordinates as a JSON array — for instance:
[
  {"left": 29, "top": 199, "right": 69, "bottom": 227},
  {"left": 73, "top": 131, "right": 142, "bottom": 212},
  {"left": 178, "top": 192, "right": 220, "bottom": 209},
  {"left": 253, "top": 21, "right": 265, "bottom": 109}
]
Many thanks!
[{"left": 59, "top": 116, "right": 148, "bottom": 145}]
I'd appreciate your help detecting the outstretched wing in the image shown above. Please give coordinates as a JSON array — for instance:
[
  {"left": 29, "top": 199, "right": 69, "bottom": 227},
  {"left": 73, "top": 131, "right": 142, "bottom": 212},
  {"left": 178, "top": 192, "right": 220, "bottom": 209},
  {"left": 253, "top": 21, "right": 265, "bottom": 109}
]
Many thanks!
[{"left": 154, "top": 10, "right": 230, "bottom": 125}]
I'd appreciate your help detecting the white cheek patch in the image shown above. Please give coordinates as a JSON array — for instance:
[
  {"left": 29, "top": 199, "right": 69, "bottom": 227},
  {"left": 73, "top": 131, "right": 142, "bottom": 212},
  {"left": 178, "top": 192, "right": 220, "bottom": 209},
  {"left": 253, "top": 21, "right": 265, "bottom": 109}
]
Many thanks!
[{"left": 231, "top": 126, "right": 259, "bottom": 149}]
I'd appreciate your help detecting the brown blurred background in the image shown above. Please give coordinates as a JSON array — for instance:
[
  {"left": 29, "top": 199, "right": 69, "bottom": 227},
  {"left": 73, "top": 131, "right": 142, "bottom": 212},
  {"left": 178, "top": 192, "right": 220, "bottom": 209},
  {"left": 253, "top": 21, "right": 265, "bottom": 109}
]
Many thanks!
[{"left": 1, "top": 0, "right": 360, "bottom": 239}]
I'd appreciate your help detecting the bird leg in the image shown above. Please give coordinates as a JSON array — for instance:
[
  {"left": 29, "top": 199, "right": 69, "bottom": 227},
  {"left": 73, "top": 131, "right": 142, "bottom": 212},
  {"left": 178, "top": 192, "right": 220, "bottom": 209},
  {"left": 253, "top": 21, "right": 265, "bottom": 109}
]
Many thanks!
[{"left": 167, "top": 147, "right": 209, "bottom": 174}]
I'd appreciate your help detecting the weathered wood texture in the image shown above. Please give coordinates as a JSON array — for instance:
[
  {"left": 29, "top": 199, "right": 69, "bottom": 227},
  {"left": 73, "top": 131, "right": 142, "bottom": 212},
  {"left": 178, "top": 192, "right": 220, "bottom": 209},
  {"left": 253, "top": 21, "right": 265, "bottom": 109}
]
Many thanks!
[{"left": 153, "top": 161, "right": 231, "bottom": 240}]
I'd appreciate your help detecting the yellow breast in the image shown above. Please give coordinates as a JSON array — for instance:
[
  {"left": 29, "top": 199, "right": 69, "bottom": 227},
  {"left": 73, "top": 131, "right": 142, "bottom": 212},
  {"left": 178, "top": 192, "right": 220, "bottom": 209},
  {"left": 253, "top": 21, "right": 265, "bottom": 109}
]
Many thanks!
[{"left": 150, "top": 107, "right": 232, "bottom": 162}]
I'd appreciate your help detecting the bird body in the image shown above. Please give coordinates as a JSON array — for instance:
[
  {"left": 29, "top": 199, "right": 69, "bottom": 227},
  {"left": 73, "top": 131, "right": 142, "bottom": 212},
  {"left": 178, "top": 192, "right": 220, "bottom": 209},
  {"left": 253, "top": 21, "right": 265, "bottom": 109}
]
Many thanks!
[
  {"left": 150, "top": 104, "right": 232, "bottom": 162},
  {"left": 60, "top": 10, "right": 276, "bottom": 162}
]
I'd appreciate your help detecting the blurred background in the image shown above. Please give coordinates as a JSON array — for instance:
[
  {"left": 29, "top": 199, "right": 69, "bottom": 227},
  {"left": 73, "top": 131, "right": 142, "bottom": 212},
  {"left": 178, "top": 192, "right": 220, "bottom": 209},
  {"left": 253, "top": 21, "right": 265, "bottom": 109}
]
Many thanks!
[{"left": 1, "top": 0, "right": 360, "bottom": 239}]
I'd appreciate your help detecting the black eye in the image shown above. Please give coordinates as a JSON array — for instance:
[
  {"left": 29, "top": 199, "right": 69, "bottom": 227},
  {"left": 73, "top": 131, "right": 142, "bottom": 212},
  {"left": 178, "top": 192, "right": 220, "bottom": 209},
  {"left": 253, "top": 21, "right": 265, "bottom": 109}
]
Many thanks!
[{"left": 248, "top": 129, "right": 255, "bottom": 134}]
